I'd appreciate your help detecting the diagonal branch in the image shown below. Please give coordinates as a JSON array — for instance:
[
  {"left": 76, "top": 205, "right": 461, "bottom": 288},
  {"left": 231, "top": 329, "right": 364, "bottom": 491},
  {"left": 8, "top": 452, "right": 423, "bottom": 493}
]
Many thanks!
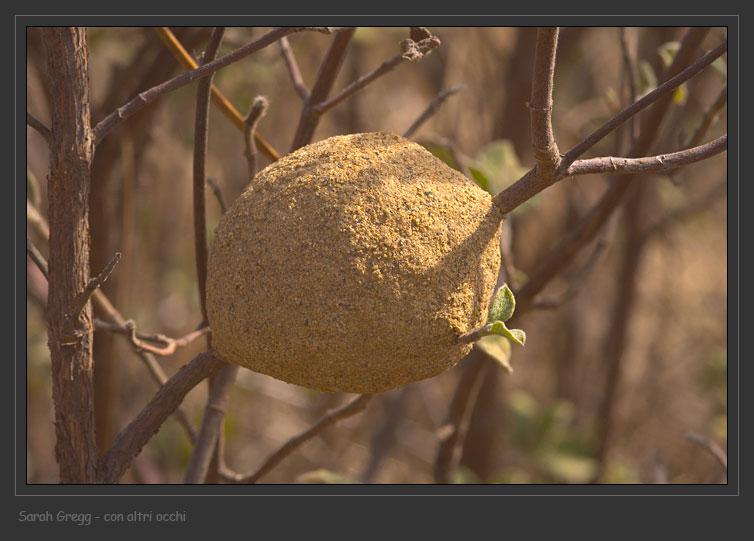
[
  {"left": 243, "top": 96, "right": 269, "bottom": 181},
  {"left": 566, "top": 134, "right": 727, "bottom": 177},
  {"left": 98, "top": 350, "right": 225, "bottom": 484},
  {"left": 94, "top": 27, "right": 328, "bottom": 146},
  {"left": 26, "top": 111, "right": 53, "bottom": 147},
  {"left": 221, "top": 394, "right": 373, "bottom": 484},
  {"left": 70, "top": 251, "right": 121, "bottom": 321},
  {"left": 312, "top": 33, "right": 441, "bottom": 118},
  {"left": 290, "top": 28, "right": 357, "bottom": 151},
  {"left": 685, "top": 431, "right": 727, "bottom": 478},
  {"left": 279, "top": 36, "right": 310, "bottom": 100},
  {"left": 529, "top": 27, "right": 561, "bottom": 178},
  {"left": 403, "top": 84, "right": 466, "bottom": 138},
  {"left": 153, "top": 26, "right": 281, "bottom": 162}
]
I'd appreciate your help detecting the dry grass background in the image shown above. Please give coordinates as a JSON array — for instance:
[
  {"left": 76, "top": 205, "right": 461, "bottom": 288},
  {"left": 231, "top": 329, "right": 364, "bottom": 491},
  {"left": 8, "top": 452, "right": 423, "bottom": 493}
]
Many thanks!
[{"left": 26, "top": 26, "right": 728, "bottom": 484}]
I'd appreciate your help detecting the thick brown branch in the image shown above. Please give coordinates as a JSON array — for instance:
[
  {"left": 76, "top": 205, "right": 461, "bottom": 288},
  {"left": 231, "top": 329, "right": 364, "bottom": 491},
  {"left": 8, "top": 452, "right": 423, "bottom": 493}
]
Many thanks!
[
  {"left": 403, "top": 84, "right": 466, "bottom": 138},
  {"left": 94, "top": 27, "right": 315, "bottom": 146},
  {"left": 153, "top": 26, "right": 281, "bottom": 162},
  {"left": 567, "top": 134, "right": 727, "bottom": 177},
  {"left": 529, "top": 27, "right": 561, "bottom": 177},
  {"left": 290, "top": 28, "right": 356, "bottom": 151},
  {"left": 98, "top": 350, "right": 224, "bottom": 484},
  {"left": 43, "top": 26, "right": 99, "bottom": 483},
  {"left": 223, "top": 394, "right": 372, "bottom": 484},
  {"left": 312, "top": 34, "right": 441, "bottom": 118},
  {"left": 279, "top": 36, "right": 310, "bottom": 100},
  {"left": 26, "top": 111, "right": 53, "bottom": 146}
]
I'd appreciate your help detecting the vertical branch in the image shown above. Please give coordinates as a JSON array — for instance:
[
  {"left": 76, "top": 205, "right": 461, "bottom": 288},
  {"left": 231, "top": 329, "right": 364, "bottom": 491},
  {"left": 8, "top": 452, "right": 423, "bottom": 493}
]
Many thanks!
[
  {"left": 42, "top": 27, "right": 98, "bottom": 483},
  {"left": 290, "top": 28, "right": 356, "bottom": 151},
  {"left": 193, "top": 27, "right": 225, "bottom": 321},
  {"left": 529, "top": 27, "right": 561, "bottom": 178},
  {"left": 243, "top": 96, "right": 269, "bottom": 181}
]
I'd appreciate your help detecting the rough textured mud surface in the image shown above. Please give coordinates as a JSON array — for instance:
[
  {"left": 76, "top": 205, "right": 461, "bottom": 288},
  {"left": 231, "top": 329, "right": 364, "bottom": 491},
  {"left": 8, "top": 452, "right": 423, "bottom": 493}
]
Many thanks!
[{"left": 207, "top": 132, "right": 502, "bottom": 393}]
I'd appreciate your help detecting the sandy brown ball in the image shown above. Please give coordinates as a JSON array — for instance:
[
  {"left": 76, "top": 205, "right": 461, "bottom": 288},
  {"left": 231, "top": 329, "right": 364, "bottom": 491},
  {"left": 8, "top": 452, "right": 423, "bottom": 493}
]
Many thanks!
[{"left": 207, "top": 132, "right": 502, "bottom": 393}]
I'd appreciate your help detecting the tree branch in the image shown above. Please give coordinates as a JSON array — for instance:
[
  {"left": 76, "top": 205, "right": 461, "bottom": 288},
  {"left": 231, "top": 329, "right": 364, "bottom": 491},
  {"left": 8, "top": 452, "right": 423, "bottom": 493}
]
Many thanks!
[
  {"left": 93, "top": 27, "right": 323, "bottom": 146},
  {"left": 290, "top": 28, "right": 356, "bottom": 151},
  {"left": 687, "top": 84, "right": 727, "bottom": 148},
  {"left": 26, "top": 111, "right": 53, "bottom": 147},
  {"left": 529, "top": 27, "right": 561, "bottom": 178},
  {"left": 153, "top": 26, "right": 281, "bottom": 163},
  {"left": 243, "top": 96, "right": 269, "bottom": 181},
  {"left": 492, "top": 37, "right": 727, "bottom": 216},
  {"left": 685, "top": 431, "right": 727, "bottom": 478},
  {"left": 311, "top": 33, "right": 441, "bottom": 118},
  {"left": 207, "top": 177, "right": 228, "bottom": 214},
  {"left": 222, "top": 394, "right": 372, "bottom": 484},
  {"left": 279, "top": 36, "right": 310, "bottom": 100},
  {"left": 70, "top": 251, "right": 121, "bottom": 322},
  {"left": 193, "top": 27, "right": 225, "bottom": 323},
  {"left": 403, "top": 84, "right": 466, "bottom": 138},
  {"left": 98, "top": 350, "right": 225, "bottom": 484},
  {"left": 566, "top": 134, "right": 727, "bottom": 177},
  {"left": 26, "top": 199, "right": 198, "bottom": 445},
  {"left": 184, "top": 365, "right": 240, "bottom": 483},
  {"left": 94, "top": 319, "right": 210, "bottom": 356},
  {"left": 42, "top": 26, "right": 99, "bottom": 483}
]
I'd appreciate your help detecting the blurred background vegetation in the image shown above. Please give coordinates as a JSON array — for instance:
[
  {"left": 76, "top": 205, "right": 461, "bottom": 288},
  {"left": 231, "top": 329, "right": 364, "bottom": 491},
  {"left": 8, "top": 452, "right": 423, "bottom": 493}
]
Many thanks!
[{"left": 26, "top": 26, "right": 727, "bottom": 484}]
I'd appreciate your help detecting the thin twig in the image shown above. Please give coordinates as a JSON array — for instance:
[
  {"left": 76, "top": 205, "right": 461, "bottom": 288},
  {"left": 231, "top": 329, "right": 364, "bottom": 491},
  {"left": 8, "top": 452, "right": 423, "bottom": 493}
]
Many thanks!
[
  {"left": 685, "top": 431, "right": 728, "bottom": 477},
  {"left": 71, "top": 252, "right": 121, "bottom": 321},
  {"left": 26, "top": 111, "right": 53, "bottom": 146},
  {"left": 279, "top": 36, "right": 310, "bottom": 100},
  {"left": 566, "top": 134, "right": 727, "bottom": 177},
  {"left": 687, "top": 84, "right": 727, "bottom": 148},
  {"left": 98, "top": 350, "right": 225, "bottom": 484},
  {"left": 403, "top": 84, "right": 466, "bottom": 138},
  {"left": 529, "top": 212, "right": 617, "bottom": 310},
  {"left": 244, "top": 96, "right": 269, "bottom": 181},
  {"left": 94, "top": 27, "right": 324, "bottom": 146},
  {"left": 290, "top": 28, "right": 357, "bottom": 151},
  {"left": 222, "top": 394, "right": 372, "bottom": 484},
  {"left": 184, "top": 365, "right": 240, "bottom": 483},
  {"left": 312, "top": 34, "right": 441, "bottom": 117},
  {"left": 153, "top": 27, "right": 280, "bottom": 162},
  {"left": 94, "top": 319, "right": 210, "bottom": 356},
  {"left": 206, "top": 177, "right": 228, "bottom": 214},
  {"left": 26, "top": 238, "right": 49, "bottom": 280},
  {"left": 529, "top": 27, "right": 561, "bottom": 178},
  {"left": 492, "top": 38, "right": 727, "bottom": 216}
]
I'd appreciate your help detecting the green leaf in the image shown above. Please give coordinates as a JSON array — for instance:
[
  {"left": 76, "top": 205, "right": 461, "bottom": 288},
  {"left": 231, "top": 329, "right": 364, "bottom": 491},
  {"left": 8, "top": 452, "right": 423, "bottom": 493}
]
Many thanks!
[
  {"left": 487, "top": 284, "right": 516, "bottom": 323},
  {"left": 488, "top": 320, "right": 526, "bottom": 346},
  {"left": 673, "top": 84, "right": 688, "bottom": 105},
  {"left": 476, "top": 335, "right": 513, "bottom": 373}
]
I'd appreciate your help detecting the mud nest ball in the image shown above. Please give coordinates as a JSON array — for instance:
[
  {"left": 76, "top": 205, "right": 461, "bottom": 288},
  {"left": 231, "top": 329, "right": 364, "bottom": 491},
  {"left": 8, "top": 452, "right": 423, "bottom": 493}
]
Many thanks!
[{"left": 207, "top": 132, "right": 503, "bottom": 393}]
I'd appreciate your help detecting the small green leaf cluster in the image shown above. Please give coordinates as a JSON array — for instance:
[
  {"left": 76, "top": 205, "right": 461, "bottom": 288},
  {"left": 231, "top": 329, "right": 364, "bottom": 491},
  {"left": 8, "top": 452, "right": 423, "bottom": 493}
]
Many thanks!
[{"left": 475, "top": 284, "right": 527, "bottom": 372}]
